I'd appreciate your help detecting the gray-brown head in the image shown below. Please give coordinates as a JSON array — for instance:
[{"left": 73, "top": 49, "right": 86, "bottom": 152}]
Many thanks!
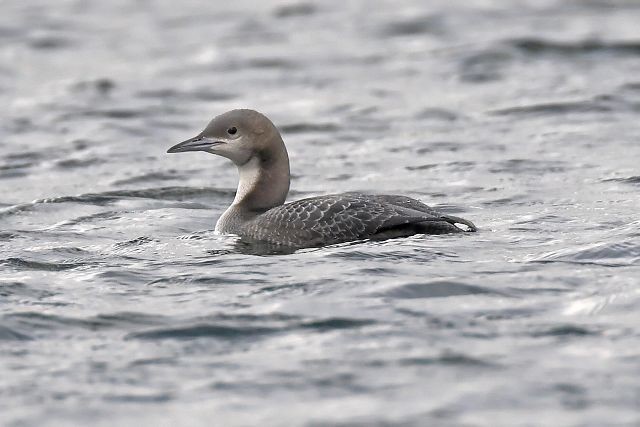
[
  {"left": 167, "top": 109, "right": 287, "bottom": 167},
  {"left": 168, "top": 109, "right": 290, "bottom": 211}
]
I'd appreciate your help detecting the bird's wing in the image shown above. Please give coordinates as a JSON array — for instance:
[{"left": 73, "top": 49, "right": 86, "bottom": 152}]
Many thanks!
[{"left": 245, "top": 194, "right": 473, "bottom": 246}]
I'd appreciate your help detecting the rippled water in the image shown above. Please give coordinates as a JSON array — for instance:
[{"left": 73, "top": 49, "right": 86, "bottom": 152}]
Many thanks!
[{"left": 2, "top": 0, "right": 640, "bottom": 425}]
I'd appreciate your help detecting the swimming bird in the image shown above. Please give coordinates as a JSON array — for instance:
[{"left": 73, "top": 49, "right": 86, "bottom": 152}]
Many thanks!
[{"left": 167, "top": 109, "right": 476, "bottom": 248}]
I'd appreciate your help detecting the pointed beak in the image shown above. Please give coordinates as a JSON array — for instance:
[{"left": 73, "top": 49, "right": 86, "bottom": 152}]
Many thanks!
[{"left": 167, "top": 135, "right": 225, "bottom": 154}]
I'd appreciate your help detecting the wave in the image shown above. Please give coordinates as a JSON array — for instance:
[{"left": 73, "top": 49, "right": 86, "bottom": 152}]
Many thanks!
[
  {"left": 0, "top": 186, "right": 233, "bottom": 218},
  {"left": 2, "top": 311, "right": 168, "bottom": 336},
  {"left": 376, "top": 280, "right": 508, "bottom": 299},
  {"left": 1, "top": 257, "right": 85, "bottom": 271},
  {"left": 0, "top": 325, "right": 31, "bottom": 341},
  {"left": 128, "top": 316, "right": 374, "bottom": 341},
  {"left": 530, "top": 241, "right": 640, "bottom": 266},
  {"left": 601, "top": 176, "right": 640, "bottom": 185},
  {"left": 509, "top": 37, "right": 640, "bottom": 56}
]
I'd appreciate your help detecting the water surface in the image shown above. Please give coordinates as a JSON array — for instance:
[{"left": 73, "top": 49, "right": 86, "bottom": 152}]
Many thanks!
[{"left": 1, "top": 0, "right": 640, "bottom": 425}]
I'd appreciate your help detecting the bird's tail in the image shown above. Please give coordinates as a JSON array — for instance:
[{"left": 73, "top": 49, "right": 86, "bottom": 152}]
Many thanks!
[{"left": 441, "top": 215, "right": 477, "bottom": 232}]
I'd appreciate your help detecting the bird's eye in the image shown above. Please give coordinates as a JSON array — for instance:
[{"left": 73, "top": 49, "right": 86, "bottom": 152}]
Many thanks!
[{"left": 227, "top": 127, "right": 237, "bottom": 135}]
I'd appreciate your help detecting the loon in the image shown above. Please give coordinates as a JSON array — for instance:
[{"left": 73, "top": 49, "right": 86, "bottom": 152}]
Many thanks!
[{"left": 167, "top": 109, "right": 476, "bottom": 248}]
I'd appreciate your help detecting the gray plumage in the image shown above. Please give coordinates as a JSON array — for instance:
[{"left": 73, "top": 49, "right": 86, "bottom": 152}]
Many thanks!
[
  {"left": 168, "top": 109, "right": 476, "bottom": 249},
  {"left": 241, "top": 193, "right": 475, "bottom": 247}
]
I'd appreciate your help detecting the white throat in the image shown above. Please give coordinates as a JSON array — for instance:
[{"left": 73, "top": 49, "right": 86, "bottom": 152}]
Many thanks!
[
  {"left": 214, "top": 156, "right": 263, "bottom": 234},
  {"left": 233, "top": 156, "right": 262, "bottom": 205}
]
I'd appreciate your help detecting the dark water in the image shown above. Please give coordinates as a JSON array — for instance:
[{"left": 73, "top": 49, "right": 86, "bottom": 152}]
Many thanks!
[{"left": 2, "top": 0, "right": 640, "bottom": 425}]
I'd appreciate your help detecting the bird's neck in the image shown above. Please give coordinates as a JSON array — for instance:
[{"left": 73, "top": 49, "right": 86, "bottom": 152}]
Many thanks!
[{"left": 232, "top": 145, "right": 290, "bottom": 213}]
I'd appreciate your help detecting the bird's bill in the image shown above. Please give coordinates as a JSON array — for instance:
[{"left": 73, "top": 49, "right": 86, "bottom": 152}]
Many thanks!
[{"left": 167, "top": 135, "right": 225, "bottom": 153}]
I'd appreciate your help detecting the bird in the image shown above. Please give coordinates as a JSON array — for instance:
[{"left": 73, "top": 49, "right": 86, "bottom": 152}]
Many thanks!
[{"left": 167, "top": 109, "right": 476, "bottom": 249}]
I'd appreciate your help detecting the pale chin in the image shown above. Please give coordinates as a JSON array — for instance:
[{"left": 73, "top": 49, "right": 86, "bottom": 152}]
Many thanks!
[{"left": 209, "top": 147, "right": 252, "bottom": 165}]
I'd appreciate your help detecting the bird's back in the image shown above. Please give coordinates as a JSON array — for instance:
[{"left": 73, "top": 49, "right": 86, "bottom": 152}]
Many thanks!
[{"left": 236, "top": 193, "right": 476, "bottom": 248}]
